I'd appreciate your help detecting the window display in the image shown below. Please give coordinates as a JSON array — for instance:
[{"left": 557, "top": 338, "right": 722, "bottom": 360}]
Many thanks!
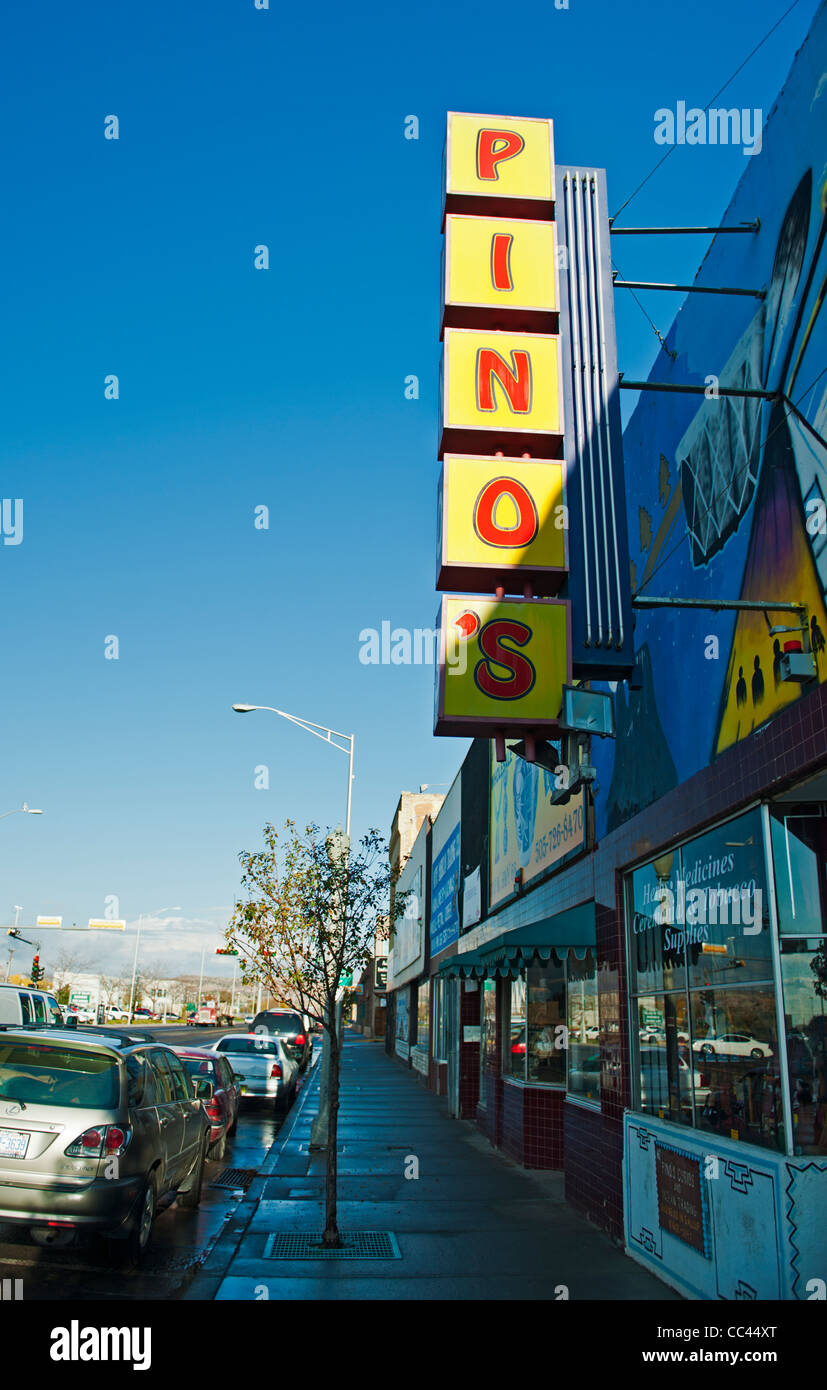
[{"left": 567, "top": 951, "right": 600, "bottom": 1102}]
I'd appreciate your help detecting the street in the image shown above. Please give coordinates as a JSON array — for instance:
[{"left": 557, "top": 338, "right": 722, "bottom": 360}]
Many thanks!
[{"left": 0, "top": 1025, "right": 307, "bottom": 1301}]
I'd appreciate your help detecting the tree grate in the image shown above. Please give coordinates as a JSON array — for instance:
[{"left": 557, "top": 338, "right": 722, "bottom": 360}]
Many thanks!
[
  {"left": 262, "top": 1231, "right": 401, "bottom": 1260},
  {"left": 210, "top": 1167, "right": 258, "bottom": 1191}
]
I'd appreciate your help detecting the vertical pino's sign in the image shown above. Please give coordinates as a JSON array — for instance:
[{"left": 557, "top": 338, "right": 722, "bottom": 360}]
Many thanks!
[
  {"left": 435, "top": 112, "right": 571, "bottom": 742},
  {"left": 433, "top": 112, "right": 634, "bottom": 746}
]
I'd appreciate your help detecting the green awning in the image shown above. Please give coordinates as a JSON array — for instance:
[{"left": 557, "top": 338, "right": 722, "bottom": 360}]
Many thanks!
[
  {"left": 478, "top": 902, "right": 596, "bottom": 976},
  {"left": 437, "top": 948, "right": 488, "bottom": 978}
]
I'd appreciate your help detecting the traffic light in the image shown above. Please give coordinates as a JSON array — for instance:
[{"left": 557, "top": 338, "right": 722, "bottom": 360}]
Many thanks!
[
  {"left": 31, "top": 954, "right": 44, "bottom": 983},
  {"left": 215, "top": 947, "right": 238, "bottom": 956}
]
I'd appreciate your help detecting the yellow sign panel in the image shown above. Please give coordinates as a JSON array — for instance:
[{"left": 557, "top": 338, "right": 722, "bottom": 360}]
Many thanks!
[
  {"left": 88, "top": 918, "right": 126, "bottom": 930},
  {"left": 438, "top": 455, "right": 567, "bottom": 595},
  {"left": 441, "top": 327, "right": 564, "bottom": 457},
  {"left": 490, "top": 745, "right": 585, "bottom": 907},
  {"left": 445, "top": 112, "right": 554, "bottom": 215},
  {"left": 434, "top": 594, "right": 570, "bottom": 736},
  {"left": 36, "top": 916, "right": 62, "bottom": 928},
  {"left": 444, "top": 214, "right": 558, "bottom": 325}
]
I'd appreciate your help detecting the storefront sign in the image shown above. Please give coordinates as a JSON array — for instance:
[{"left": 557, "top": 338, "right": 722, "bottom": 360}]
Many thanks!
[
  {"left": 440, "top": 327, "right": 564, "bottom": 458},
  {"left": 462, "top": 866, "right": 482, "bottom": 928},
  {"left": 435, "top": 594, "right": 571, "bottom": 737},
  {"left": 443, "top": 214, "right": 558, "bottom": 332},
  {"left": 437, "top": 455, "right": 567, "bottom": 596},
  {"left": 655, "top": 1142, "right": 710, "bottom": 1257},
  {"left": 444, "top": 112, "right": 555, "bottom": 219},
  {"left": 490, "top": 743, "right": 585, "bottom": 906},
  {"left": 431, "top": 823, "right": 460, "bottom": 956}
]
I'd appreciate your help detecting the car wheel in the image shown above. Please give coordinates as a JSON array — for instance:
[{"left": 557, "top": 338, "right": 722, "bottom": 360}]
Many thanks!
[
  {"left": 111, "top": 1171, "right": 158, "bottom": 1266},
  {"left": 750, "top": 1047, "right": 764, "bottom": 1058},
  {"left": 208, "top": 1131, "right": 227, "bottom": 1161},
  {"left": 179, "top": 1132, "right": 208, "bottom": 1209},
  {"left": 700, "top": 1044, "right": 715, "bottom": 1056}
]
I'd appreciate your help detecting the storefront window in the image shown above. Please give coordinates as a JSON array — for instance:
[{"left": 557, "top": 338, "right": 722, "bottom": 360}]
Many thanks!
[
  {"left": 395, "top": 990, "right": 409, "bottom": 1043},
  {"left": 417, "top": 980, "right": 429, "bottom": 1049},
  {"left": 567, "top": 951, "right": 600, "bottom": 1102},
  {"left": 690, "top": 986, "right": 781, "bottom": 1150},
  {"left": 526, "top": 961, "right": 565, "bottom": 1085},
  {"left": 627, "top": 809, "right": 783, "bottom": 1153},
  {"left": 481, "top": 979, "right": 497, "bottom": 1073},
  {"left": 507, "top": 975, "right": 526, "bottom": 1080},
  {"left": 432, "top": 978, "right": 448, "bottom": 1061},
  {"left": 770, "top": 807, "right": 826, "bottom": 936},
  {"left": 780, "top": 938, "right": 827, "bottom": 1155}
]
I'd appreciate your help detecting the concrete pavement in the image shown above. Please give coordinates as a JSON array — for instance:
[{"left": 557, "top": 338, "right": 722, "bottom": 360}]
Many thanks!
[{"left": 188, "top": 1033, "right": 677, "bottom": 1300}]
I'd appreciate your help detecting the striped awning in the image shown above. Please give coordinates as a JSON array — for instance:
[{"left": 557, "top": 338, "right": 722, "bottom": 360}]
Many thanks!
[{"left": 444, "top": 902, "right": 596, "bottom": 978}]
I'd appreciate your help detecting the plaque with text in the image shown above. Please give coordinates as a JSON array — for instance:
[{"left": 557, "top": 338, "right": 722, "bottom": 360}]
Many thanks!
[{"left": 655, "top": 1143, "right": 710, "bottom": 1257}]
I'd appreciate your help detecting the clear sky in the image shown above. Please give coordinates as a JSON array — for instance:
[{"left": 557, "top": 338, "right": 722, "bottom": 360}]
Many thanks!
[{"left": 0, "top": 0, "right": 819, "bottom": 980}]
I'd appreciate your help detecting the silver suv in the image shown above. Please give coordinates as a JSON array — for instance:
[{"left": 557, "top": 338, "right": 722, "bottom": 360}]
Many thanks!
[{"left": 0, "top": 1028, "right": 213, "bottom": 1261}]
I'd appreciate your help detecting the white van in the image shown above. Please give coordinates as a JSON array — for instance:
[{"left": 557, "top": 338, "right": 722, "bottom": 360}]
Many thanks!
[{"left": 0, "top": 983, "right": 65, "bottom": 1028}]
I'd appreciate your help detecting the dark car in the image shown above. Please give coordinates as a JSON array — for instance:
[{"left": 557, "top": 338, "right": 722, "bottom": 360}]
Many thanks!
[
  {"left": 0, "top": 1027, "right": 212, "bottom": 1262},
  {"left": 251, "top": 1009, "right": 312, "bottom": 1071},
  {"left": 172, "top": 1048, "right": 241, "bottom": 1160}
]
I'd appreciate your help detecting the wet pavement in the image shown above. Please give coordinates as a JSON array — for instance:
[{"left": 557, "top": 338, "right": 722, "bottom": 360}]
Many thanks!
[{"left": 0, "top": 1027, "right": 313, "bottom": 1300}]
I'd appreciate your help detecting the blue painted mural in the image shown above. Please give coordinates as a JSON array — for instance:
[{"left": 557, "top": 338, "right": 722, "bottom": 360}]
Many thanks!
[{"left": 596, "top": 8, "right": 827, "bottom": 838}]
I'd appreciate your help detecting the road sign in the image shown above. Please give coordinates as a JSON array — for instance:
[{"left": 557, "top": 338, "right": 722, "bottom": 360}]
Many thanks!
[
  {"left": 88, "top": 919, "right": 126, "bottom": 930},
  {"left": 36, "top": 916, "right": 62, "bottom": 928},
  {"left": 339, "top": 972, "right": 353, "bottom": 988}
]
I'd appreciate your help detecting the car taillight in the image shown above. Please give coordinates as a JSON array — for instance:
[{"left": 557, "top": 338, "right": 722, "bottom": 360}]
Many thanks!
[
  {"left": 511, "top": 1044, "right": 526, "bottom": 1054},
  {"left": 270, "top": 1063, "right": 282, "bottom": 1078},
  {"left": 294, "top": 1035, "right": 306, "bottom": 1047},
  {"left": 205, "top": 1101, "right": 222, "bottom": 1119},
  {"left": 65, "top": 1125, "right": 131, "bottom": 1158}
]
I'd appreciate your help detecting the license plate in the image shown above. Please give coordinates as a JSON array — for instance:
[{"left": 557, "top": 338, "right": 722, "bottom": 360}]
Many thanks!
[
  {"left": 0, "top": 1129, "right": 30, "bottom": 1159},
  {"left": 240, "top": 1086, "right": 247, "bottom": 1095}
]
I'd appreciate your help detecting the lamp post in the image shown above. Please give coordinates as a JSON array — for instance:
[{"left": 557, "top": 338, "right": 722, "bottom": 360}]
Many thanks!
[
  {"left": 231, "top": 704, "right": 354, "bottom": 838},
  {"left": 127, "top": 905, "right": 181, "bottom": 1023},
  {"left": 0, "top": 805, "right": 43, "bottom": 820}
]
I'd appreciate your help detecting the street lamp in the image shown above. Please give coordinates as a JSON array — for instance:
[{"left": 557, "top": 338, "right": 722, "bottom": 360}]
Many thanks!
[
  {"left": 232, "top": 704, "right": 355, "bottom": 837},
  {"left": 0, "top": 804, "right": 43, "bottom": 819},
  {"left": 127, "top": 905, "right": 181, "bottom": 1023}
]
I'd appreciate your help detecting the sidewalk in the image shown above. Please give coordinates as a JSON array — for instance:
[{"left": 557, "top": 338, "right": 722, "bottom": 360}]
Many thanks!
[{"left": 188, "top": 1034, "right": 677, "bottom": 1300}]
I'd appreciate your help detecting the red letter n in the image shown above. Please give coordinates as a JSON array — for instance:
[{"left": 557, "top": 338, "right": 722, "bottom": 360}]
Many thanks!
[{"left": 476, "top": 349, "right": 532, "bottom": 414}]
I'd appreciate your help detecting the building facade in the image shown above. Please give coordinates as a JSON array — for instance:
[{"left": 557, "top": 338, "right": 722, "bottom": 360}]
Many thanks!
[{"left": 387, "top": 7, "right": 827, "bottom": 1300}]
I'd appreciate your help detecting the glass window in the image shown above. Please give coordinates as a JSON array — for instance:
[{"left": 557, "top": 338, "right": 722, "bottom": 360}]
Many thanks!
[
  {"left": 567, "top": 952, "right": 600, "bottom": 1102},
  {"left": 526, "top": 961, "right": 565, "bottom": 1085},
  {"left": 682, "top": 811, "right": 772, "bottom": 990},
  {"left": 507, "top": 975, "right": 527, "bottom": 1080},
  {"left": 32, "top": 995, "right": 47, "bottom": 1024},
  {"left": 46, "top": 996, "right": 63, "bottom": 1026},
  {"left": 417, "top": 981, "right": 429, "bottom": 1049},
  {"left": 432, "top": 978, "right": 448, "bottom": 1061},
  {"left": 218, "top": 1036, "right": 277, "bottom": 1055},
  {"left": 634, "top": 992, "right": 692, "bottom": 1126},
  {"left": 481, "top": 979, "right": 497, "bottom": 1073},
  {"left": 18, "top": 993, "right": 33, "bottom": 1024},
  {"left": 164, "top": 1051, "right": 192, "bottom": 1102},
  {"left": 0, "top": 1042, "right": 119, "bottom": 1109},
  {"left": 770, "top": 808, "right": 827, "bottom": 935},
  {"left": 780, "top": 938, "right": 827, "bottom": 1155},
  {"left": 126, "top": 1052, "right": 157, "bottom": 1108},
  {"left": 690, "top": 986, "right": 782, "bottom": 1152}
]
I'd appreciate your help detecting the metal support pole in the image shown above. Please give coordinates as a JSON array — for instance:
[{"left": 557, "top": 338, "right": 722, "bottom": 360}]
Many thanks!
[
  {"left": 614, "top": 278, "right": 765, "bottom": 299},
  {"left": 345, "top": 734, "right": 354, "bottom": 841},
  {"left": 619, "top": 379, "right": 777, "bottom": 400},
  {"left": 127, "top": 916, "right": 143, "bottom": 1022},
  {"left": 610, "top": 221, "right": 760, "bottom": 236}
]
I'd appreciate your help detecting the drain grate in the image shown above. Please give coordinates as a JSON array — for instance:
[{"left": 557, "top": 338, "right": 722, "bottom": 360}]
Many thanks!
[
  {"left": 262, "top": 1230, "right": 400, "bottom": 1260},
  {"left": 210, "top": 1167, "right": 258, "bottom": 1192}
]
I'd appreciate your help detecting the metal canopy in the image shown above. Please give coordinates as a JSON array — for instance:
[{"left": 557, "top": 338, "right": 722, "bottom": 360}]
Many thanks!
[{"left": 440, "top": 903, "right": 597, "bottom": 978}]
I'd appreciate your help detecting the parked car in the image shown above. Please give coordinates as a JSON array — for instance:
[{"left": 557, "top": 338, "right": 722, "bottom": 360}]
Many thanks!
[
  {"left": 67, "top": 1005, "right": 96, "bottom": 1025},
  {"left": 172, "top": 1047, "right": 240, "bottom": 1159},
  {"left": 691, "top": 1032, "right": 773, "bottom": 1059},
  {"left": 211, "top": 1033, "right": 297, "bottom": 1111},
  {"left": 106, "top": 1006, "right": 129, "bottom": 1021},
  {"left": 251, "top": 1009, "right": 312, "bottom": 1071},
  {"left": 132, "top": 1008, "right": 157, "bottom": 1020},
  {"left": 0, "top": 983, "right": 64, "bottom": 1029},
  {"left": 0, "top": 1026, "right": 212, "bottom": 1261}
]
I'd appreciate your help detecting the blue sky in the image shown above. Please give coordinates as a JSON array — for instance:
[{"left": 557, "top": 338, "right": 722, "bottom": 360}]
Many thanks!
[{"left": 0, "top": 0, "right": 820, "bottom": 979}]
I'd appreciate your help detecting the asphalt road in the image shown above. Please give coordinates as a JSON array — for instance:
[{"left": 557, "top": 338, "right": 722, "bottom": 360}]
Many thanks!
[{"left": 0, "top": 1024, "right": 311, "bottom": 1300}]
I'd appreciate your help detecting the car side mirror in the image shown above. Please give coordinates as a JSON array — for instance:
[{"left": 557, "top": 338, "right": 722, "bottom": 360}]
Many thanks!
[
  {"left": 64, "top": 1014, "right": 78, "bottom": 1029},
  {"left": 233, "top": 1073, "right": 245, "bottom": 1083},
  {"left": 193, "top": 1078, "right": 214, "bottom": 1100}
]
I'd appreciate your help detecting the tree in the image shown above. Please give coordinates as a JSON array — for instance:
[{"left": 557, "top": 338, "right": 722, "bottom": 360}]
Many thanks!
[{"left": 227, "top": 820, "right": 403, "bottom": 1247}]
